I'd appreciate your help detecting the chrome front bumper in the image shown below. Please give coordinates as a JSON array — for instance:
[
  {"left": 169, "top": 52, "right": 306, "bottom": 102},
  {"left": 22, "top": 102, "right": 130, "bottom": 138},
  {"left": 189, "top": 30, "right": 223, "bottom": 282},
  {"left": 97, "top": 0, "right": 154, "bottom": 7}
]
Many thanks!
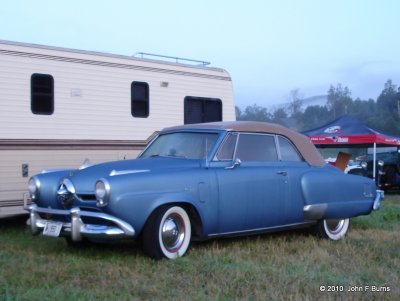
[{"left": 25, "top": 204, "right": 135, "bottom": 241}]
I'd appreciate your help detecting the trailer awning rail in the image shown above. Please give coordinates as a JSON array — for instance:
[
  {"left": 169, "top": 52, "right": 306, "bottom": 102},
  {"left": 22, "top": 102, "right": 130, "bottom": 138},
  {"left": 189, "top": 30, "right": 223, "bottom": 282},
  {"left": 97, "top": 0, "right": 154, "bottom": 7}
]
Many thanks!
[{"left": 134, "top": 52, "right": 210, "bottom": 66}]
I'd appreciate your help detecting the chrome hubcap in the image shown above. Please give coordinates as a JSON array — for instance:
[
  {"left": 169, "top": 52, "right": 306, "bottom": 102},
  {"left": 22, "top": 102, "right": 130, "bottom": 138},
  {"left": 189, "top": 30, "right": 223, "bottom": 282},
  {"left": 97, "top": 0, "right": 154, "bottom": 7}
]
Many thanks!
[
  {"left": 161, "top": 214, "right": 185, "bottom": 252},
  {"left": 326, "top": 219, "right": 345, "bottom": 234}
]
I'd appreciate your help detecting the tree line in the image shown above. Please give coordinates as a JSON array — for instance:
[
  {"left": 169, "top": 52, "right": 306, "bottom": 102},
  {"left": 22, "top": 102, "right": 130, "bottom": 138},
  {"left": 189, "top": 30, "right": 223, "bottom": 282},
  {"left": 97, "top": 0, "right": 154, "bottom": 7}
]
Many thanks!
[{"left": 236, "top": 80, "right": 400, "bottom": 135}]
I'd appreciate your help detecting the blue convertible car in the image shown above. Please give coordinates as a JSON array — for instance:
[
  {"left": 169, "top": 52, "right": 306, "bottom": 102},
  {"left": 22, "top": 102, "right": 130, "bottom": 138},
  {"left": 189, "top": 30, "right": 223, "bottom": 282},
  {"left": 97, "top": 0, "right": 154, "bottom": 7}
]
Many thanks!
[{"left": 26, "top": 121, "right": 383, "bottom": 259}]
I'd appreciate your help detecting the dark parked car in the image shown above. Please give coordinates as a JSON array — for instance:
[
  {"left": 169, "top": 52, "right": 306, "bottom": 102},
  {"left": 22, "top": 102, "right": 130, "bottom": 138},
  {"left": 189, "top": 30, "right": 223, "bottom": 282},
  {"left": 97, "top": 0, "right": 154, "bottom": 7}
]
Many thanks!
[{"left": 26, "top": 121, "right": 383, "bottom": 259}]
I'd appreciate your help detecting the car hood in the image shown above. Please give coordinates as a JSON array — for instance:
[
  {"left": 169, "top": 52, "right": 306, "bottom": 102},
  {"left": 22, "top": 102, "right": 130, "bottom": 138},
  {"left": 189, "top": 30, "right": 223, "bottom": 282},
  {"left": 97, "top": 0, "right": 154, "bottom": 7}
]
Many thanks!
[{"left": 67, "top": 157, "right": 201, "bottom": 193}]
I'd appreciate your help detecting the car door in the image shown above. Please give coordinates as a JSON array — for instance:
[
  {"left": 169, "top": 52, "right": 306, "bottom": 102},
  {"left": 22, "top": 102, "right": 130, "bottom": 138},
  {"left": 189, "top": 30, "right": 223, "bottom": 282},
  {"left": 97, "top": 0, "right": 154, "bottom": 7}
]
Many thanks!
[
  {"left": 211, "top": 132, "right": 290, "bottom": 234},
  {"left": 275, "top": 135, "right": 310, "bottom": 224}
]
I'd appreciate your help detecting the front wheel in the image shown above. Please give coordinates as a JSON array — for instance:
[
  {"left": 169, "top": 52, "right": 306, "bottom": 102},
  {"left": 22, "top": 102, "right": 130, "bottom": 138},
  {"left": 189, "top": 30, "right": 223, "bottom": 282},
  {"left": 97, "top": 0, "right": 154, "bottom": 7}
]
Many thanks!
[
  {"left": 316, "top": 218, "right": 349, "bottom": 240},
  {"left": 142, "top": 205, "right": 191, "bottom": 259}
]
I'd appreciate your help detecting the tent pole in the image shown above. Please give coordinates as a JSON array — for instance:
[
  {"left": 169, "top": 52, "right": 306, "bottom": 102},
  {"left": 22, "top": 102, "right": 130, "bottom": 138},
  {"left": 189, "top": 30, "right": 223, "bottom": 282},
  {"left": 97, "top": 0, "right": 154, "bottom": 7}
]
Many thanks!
[{"left": 373, "top": 143, "right": 377, "bottom": 180}]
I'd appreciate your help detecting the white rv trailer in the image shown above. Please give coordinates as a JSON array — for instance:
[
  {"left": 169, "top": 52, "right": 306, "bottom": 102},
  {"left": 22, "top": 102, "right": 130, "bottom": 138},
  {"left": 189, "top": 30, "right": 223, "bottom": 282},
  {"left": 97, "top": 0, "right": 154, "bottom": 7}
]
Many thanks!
[{"left": 0, "top": 40, "right": 236, "bottom": 217}]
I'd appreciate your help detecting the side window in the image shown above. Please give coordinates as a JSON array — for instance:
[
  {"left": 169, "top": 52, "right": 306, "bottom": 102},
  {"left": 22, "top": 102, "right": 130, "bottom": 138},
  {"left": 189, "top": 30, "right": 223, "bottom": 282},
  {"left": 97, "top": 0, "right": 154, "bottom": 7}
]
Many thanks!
[
  {"left": 235, "top": 134, "right": 278, "bottom": 161},
  {"left": 31, "top": 73, "right": 54, "bottom": 115},
  {"left": 184, "top": 96, "right": 222, "bottom": 124},
  {"left": 131, "top": 81, "right": 149, "bottom": 118},
  {"left": 216, "top": 133, "right": 238, "bottom": 161},
  {"left": 278, "top": 136, "right": 303, "bottom": 161}
]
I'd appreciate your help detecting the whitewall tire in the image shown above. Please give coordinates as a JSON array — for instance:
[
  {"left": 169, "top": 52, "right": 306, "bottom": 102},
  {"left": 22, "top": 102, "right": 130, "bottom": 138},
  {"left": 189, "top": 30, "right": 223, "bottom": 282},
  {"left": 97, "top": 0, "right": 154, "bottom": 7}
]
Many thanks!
[
  {"left": 317, "top": 218, "right": 349, "bottom": 240},
  {"left": 143, "top": 205, "right": 191, "bottom": 259}
]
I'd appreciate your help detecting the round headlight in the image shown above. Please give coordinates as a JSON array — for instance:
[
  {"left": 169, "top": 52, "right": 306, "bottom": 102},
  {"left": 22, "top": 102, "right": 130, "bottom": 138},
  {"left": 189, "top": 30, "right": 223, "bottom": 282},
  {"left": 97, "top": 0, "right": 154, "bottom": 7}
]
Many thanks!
[
  {"left": 95, "top": 179, "right": 110, "bottom": 207},
  {"left": 28, "top": 177, "right": 40, "bottom": 200}
]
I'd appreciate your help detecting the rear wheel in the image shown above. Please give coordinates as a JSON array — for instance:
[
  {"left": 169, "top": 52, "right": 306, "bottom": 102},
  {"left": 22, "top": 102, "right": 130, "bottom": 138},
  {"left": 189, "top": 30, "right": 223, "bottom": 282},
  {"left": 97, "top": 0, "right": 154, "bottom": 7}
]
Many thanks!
[
  {"left": 142, "top": 205, "right": 191, "bottom": 259},
  {"left": 316, "top": 218, "right": 349, "bottom": 240}
]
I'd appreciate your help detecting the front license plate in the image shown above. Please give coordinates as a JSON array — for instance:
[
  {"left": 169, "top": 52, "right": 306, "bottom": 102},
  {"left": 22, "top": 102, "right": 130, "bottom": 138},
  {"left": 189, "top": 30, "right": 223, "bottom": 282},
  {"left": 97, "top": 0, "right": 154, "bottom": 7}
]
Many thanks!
[{"left": 43, "top": 222, "right": 63, "bottom": 237}]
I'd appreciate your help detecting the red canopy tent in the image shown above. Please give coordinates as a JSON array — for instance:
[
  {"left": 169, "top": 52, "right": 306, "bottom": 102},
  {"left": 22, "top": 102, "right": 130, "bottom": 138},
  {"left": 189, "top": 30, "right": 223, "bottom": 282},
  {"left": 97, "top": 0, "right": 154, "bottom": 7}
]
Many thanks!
[
  {"left": 303, "top": 115, "right": 400, "bottom": 146},
  {"left": 303, "top": 115, "right": 400, "bottom": 178}
]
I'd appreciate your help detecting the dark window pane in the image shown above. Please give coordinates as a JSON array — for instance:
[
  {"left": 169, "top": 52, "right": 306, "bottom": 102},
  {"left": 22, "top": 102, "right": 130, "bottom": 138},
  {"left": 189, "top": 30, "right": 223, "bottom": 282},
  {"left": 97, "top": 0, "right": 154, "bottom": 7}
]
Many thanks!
[
  {"left": 278, "top": 136, "right": 302, "bottom": 161},
  {"left": 131, "top": 81, "right": 149, "bottom": 118},
  {"left": 216, "top": 133, "right": 238, "bottom": 161},
  {"left": 184, "top": 98, "right": 203, "bottom": 124},
  {"left": 184, "top": 96, "right": 222, "bottom": 124},
  {"left": 203, "top": 99, "right": 222, "bottom": 122},
  {"left": 235, "top": 134, "right": 278, "bottom": 161},
  {"left": 31, "top": 73, "right": 54, "bottom": 115}
]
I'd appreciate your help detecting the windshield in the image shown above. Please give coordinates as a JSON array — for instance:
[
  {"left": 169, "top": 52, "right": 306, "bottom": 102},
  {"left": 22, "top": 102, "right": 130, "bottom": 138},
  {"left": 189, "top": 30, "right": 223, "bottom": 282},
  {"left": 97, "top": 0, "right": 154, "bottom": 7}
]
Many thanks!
[{"left": 140, "top": 132, "right": 219, "bottom": 159}]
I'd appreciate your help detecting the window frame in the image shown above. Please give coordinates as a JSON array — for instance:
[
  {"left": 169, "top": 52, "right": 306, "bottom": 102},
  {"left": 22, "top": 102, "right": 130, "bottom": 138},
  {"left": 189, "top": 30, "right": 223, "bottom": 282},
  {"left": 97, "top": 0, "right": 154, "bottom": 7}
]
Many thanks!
[
  {"left": 184, "top": 96, "right": 222, "bottom": 124},
  {"left": 234, "top": 132, "right": 279, "bottom": 162},
  {"left": 131, "top": 81, "right": 149, "bottom": 118},
  {"left": 215, "top": 132, "right": 280, "bottom": 162},
  {"left": 214, "top": 132, "right": 239, "bottom": 161},
  {"left": 215, "top": 132, "right": 305, "bottom": 163},
  {"left": 275, "top": 135, "right": 304, "bottom": 162},
  {"left": 31, "top": 73, "right": 54, "bottom": 115}
]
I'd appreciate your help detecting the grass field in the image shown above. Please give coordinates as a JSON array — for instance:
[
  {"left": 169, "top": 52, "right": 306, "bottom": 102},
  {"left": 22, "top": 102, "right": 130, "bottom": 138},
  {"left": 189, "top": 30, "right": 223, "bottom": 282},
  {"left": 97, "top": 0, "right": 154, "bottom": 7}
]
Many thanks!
[{"left": 0, "top": 195, "right": 399, "bottom": 301}]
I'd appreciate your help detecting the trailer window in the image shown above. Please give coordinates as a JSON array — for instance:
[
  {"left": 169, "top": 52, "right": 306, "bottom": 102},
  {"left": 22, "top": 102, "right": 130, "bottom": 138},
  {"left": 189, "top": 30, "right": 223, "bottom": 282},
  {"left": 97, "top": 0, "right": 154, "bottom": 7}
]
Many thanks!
[
  {"left": 184, "top": 96, "right": 222, "bottom": 124},
  {"left": 131, "top": 81, "right": 149, "bottom": 118},
  {"left": 31, "top": 74, "right": 54, "bottom": 115}
]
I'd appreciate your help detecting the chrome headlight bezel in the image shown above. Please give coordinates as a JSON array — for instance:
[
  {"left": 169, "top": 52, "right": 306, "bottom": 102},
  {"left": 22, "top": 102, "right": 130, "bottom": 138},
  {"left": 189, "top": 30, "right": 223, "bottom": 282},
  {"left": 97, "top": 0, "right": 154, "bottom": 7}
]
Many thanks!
[
  {"left": 28, "top": 176, "right": 40, "bottom": 200},
  {"left": 95, "top": 178, "right": 110, "bottom": 207}
]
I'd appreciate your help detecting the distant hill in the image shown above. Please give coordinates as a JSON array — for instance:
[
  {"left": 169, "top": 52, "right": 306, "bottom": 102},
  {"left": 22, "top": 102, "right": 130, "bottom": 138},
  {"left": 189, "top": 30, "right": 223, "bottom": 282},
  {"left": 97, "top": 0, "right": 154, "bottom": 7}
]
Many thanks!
[
  {"left": 268, "top": 94, "right": 328, "bottom": 112},
  {"left": 301, "top": 95, "right": 328, "bottom": 107}
]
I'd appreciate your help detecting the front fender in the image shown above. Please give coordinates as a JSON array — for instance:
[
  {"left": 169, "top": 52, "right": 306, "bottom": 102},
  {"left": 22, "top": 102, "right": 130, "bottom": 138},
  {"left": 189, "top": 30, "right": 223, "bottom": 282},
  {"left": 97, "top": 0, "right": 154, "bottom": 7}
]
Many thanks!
[
  {"left": 101, "top": 170, "right": 212, "bottom": 235},
  {"left": 110, "top": 191, "right": 202, "bottom": 234}
]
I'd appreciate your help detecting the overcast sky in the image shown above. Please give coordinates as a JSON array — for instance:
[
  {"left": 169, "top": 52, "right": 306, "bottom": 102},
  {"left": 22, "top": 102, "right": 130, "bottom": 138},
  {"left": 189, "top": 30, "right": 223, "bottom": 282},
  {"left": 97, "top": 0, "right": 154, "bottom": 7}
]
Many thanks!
[{"left": 1, "top": 0, "right": 399, "bottom": 108}]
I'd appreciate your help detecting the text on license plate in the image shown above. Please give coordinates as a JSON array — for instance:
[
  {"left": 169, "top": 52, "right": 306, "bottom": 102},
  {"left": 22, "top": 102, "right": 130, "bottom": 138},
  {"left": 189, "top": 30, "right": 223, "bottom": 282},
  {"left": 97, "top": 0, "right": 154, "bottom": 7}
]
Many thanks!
[{"left": 43, "top": 222, "right": 63, "bottom": 237}]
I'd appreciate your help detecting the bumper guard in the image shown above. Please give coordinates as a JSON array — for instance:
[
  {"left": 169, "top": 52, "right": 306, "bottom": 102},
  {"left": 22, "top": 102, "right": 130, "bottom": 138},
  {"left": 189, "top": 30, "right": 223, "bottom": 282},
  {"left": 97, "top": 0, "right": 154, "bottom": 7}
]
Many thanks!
[
  {"left": 373, "top": 190, "right": 384, "bottom": 211},
  {"left": 25, "top": 204, "right": 135, "bottom": 241}
]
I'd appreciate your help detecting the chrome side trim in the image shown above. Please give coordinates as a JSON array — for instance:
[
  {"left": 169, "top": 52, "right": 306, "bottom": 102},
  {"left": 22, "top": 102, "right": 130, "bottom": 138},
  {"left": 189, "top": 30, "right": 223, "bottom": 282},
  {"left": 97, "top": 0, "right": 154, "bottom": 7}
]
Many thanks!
[
  {"left": 41, "top": 169, "right": 70, "bottom": 174},
  {"left": 208, "top": 221, "right": 316, "bottom": 237},
  {"left": 26, "top": 204, "right": 135, "bottom": 241},
  {"left": 303, "top": 204, "right": 328, "bottom": 220},
  {"left": 109, "top": 169, "right": 150, "bottom": 176}
]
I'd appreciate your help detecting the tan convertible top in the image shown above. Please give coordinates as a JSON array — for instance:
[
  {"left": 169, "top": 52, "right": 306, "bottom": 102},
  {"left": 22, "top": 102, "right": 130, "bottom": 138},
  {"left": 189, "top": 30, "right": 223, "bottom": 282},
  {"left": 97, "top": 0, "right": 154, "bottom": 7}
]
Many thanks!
[{"left": 163, "top": 121, "right": 325, "bottom": 167}]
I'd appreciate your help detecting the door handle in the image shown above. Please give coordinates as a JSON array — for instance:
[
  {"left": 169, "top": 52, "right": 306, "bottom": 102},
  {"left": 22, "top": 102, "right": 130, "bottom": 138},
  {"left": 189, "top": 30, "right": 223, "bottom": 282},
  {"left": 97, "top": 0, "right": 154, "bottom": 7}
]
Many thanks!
[{"left": 277, "top": 171, "right": 287, "bottom": 176}]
